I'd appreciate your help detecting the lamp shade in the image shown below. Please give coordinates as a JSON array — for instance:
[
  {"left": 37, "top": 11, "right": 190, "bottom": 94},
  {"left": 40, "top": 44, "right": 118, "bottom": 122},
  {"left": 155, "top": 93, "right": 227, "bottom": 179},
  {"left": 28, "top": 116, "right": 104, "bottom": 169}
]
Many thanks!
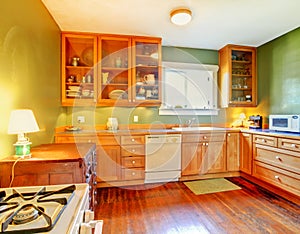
[
  {"left": 170, "top": 8, "right": 192, "bottom": 26},
  {"left": 8, "top": 109, "right": 40, "bottom": 134}
]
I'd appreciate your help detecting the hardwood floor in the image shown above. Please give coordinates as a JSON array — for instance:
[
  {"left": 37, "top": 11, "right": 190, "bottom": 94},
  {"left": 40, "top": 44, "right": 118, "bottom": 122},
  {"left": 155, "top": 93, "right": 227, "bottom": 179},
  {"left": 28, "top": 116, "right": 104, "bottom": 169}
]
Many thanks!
[{"left": 95, "top": 177, "right": 300, "bottom": 234}]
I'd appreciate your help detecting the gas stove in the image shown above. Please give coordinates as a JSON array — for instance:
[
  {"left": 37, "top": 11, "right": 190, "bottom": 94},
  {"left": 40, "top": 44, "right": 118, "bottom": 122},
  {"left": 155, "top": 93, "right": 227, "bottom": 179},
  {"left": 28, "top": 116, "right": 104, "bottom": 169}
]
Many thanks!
[{"left": 0, "top": 184, "right": 102, "bottom": 233}]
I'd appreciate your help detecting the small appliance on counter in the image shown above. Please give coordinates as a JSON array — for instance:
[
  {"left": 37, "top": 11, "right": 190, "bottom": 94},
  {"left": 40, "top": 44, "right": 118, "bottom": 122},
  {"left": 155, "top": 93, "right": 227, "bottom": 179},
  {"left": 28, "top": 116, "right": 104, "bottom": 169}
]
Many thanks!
[
  {"left": 269, "top": 114, "right": 300, "bottom": 133},
  {"left": 248, "top": 115, "right": 263, "bottom": 129}
]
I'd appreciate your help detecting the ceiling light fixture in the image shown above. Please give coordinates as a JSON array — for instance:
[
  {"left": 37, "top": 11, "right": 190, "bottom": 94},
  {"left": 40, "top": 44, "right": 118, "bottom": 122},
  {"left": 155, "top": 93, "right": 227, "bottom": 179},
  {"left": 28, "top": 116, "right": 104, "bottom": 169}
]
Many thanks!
[{"left": 170, "top": 8, "right": 192, "bottom": 26}]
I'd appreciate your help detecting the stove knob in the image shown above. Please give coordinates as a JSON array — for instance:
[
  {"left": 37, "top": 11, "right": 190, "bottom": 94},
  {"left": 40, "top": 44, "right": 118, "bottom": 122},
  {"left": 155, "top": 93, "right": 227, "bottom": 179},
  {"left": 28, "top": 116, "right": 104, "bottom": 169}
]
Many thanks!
[
  {"left": 80, "top": 223, "right": 92, "bottom": 234},
  {"left": 84, "top": 210, "right": 95, "bottom": 222}
]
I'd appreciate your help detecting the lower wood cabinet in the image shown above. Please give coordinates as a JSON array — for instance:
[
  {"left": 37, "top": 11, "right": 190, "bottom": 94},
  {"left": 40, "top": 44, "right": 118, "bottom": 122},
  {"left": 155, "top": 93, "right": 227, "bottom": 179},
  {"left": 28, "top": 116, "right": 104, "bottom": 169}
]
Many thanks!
[
  {"left": 0, "top": 143, "right": 97, "bottom": 210},
  {"left": 239, "top": 132, "right": 252, "bottom": 174},
  {"left": 253, "top": 134, "right": 300, "bottom": 197},
  {"left": 181, "top": 133, "right": 227, "bottom": 176},
  {"left": 120, "top": 135, "right": 145, "bottom": 181},
  {"left": 226, "top": 132, "right": 240, "bottom": 172}
]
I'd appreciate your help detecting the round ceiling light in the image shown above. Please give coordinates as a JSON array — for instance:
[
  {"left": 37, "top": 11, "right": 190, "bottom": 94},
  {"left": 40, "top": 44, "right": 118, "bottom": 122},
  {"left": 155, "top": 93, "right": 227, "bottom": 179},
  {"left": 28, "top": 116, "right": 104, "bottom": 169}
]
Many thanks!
[{"left": 170, "top": 8, "right": 192, "bottom": 26}]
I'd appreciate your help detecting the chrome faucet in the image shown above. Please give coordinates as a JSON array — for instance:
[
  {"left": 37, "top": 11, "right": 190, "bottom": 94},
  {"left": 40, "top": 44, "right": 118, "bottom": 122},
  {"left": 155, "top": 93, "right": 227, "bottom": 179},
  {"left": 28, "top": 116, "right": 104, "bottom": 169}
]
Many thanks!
[{"left": 186, "top": 118, "right": 196, "bottom": 127}]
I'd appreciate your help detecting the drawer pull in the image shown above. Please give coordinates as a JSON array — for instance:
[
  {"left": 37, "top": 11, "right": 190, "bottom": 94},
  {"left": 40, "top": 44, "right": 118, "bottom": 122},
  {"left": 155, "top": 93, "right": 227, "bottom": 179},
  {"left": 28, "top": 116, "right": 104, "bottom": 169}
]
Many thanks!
[
  {"left": 275, "top": 156, "right": 281, "bottom": 161},
  {"left": 261, "top": 139, "right": 266, "bottom": 143},
  {"left": 227, "top": 133, "right": 231, "bottom": 137},
  {"left": 131, "top": 139, "right": 135, "bottom": 142},
  {"left": 88, "top": 140, "right": 92, "bottom": 143},
  {"left": 274, "top": 175, "right": 280, "bottom": 180},
  {"left": 291, "top": 144, "right": 296, "bottom": 148},
  {"left": 203, "top": 136, "right": 207, "bottom": 139},
  {"left": 132, "top": 172, "right": 136, "bottom": 176},
  {"left": 131, "top": 149, "right": 136, "bottom": 153},
  {"left": 132, "top": 160, "right": 136, "bottom": 164}
]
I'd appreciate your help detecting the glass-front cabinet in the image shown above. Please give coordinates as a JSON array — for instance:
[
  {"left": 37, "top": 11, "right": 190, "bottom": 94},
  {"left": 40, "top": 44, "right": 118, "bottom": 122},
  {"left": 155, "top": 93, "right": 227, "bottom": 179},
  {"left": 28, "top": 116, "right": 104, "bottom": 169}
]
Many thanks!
[
  {"left": 132, "top": 37, "right": 162, "bottom": 105},
  {"left": 61, "top": 33, "right": 162, "bottom": 107},
  {"left": 98, "top": 36, "right": 131, "bottom": 106},
  {"left": 61, "top": 33, "right": 98, "bottom": 106},
  {"left": 219, "top": 44, "right": 257, "bottom": 107}
]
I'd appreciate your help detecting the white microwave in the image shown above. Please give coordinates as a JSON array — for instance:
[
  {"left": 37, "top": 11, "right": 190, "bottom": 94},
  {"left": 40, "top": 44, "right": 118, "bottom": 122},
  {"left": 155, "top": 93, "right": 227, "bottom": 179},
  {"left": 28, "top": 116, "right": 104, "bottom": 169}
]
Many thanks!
[{"left": 269, "top": 115, "right": 300, "bottom": 133}]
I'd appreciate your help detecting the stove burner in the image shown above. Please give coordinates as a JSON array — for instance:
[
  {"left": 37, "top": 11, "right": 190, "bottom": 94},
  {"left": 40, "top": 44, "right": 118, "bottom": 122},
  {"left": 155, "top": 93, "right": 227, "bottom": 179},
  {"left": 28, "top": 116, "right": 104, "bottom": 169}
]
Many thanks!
[
  {"left": 0, "top": 185, "right": 75, "bottom": 233},
  {"left": 12, "top": 205, "right": 40, "bottom": 225}
]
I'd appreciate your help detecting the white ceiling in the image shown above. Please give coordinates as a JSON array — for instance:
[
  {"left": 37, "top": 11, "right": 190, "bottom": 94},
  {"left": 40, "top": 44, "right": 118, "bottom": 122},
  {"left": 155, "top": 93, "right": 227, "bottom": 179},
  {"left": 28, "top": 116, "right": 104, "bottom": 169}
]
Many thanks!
[{"left": 41, "top": 0, "right": 300, "bottom": 50}]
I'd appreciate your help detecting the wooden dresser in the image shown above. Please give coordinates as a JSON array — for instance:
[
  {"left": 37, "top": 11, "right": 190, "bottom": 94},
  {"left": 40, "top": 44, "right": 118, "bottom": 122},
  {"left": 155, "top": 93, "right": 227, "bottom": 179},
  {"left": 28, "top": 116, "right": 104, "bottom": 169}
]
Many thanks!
[{"left": 0, "top": 143, "right": 97, "bottom": 210}]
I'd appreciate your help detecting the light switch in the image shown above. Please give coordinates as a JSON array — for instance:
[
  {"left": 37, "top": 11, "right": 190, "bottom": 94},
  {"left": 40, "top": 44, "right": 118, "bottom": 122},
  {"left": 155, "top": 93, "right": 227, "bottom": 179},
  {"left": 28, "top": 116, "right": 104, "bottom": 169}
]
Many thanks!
[
  {"left": 77, "top": 116, "right": 85, "bottom": 123},
  {"left": 133, "top": 116, "right": 139, "bottom": 123}
]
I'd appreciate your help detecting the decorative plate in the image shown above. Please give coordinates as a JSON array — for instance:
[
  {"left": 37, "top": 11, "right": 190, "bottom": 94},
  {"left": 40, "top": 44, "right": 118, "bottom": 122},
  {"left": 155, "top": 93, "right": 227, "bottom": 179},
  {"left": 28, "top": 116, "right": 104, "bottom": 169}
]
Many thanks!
[{"left": 81, "top": 47, "right": 94, "bottom": 66}]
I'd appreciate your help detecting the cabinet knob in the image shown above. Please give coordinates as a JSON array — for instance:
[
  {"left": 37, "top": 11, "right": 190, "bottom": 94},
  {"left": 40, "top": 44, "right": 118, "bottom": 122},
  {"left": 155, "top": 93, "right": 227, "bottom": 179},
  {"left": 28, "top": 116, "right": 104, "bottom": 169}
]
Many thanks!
[
  {"left": 291, "top": 144, "right": 296, "bottom": 148},
  {"left": 132, "top": 160, "right": 136, "bottom": 164},
  {"left": 203, "top": 136, "right": 207, "bottom": 139},
  {"left": 227, "top": 133, "right": 231, "bottom": 137},
  {"left": 131, "top": 149, "right": 136, "bottom": 153},
  {"left": 88, "top": 140, "right": 92, "bottom": 143},
  {"left": 261, "top": 139, "right": 266, "bottom": 143},
  {"left": 275, "top": 156, "right": 281, "bottom": 161},
  {"left": 132, "top": 172, "right": 136, "bottom": 176},
  {"left": 274, "top": 175, "right": 280, "bottom": 180},
  {"left": 131, "top": 139, "right": 135, "bottom": 142},
  {"left": 93, "top": 181, "right": 97, "bottom": 185}
]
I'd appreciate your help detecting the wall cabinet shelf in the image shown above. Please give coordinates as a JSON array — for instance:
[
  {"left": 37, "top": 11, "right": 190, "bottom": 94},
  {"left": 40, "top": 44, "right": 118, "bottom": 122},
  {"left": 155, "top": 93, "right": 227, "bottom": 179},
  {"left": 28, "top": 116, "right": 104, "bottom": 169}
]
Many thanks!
[
  {"left": 61, "top": 32, "right": 161, "bottom": 106},
  {"left": 219, "top": 44, "right": 257, "bottom": 107}
]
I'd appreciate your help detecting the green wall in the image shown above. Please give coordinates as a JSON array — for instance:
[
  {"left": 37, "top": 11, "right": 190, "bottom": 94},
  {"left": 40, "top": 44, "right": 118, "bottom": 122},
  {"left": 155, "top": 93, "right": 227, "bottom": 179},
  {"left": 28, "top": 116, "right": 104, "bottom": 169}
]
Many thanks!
[{"left": 0, "top": 0, "right": 61, "bottom": 158}]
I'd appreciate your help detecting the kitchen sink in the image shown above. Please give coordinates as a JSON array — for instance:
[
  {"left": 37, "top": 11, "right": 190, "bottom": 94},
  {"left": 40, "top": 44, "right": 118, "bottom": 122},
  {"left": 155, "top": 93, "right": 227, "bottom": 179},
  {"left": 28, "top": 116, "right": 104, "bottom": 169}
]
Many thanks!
[{"left": 172, "top": 126, "right": 226, "bottom": 131}]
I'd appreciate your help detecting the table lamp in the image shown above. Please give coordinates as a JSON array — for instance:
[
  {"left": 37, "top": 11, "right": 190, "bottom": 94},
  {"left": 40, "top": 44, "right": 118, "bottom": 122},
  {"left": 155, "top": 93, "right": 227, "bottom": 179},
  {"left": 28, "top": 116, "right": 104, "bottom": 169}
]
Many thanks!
[{"left": 8, "top": 109, "right": 40, "bottom": 158}]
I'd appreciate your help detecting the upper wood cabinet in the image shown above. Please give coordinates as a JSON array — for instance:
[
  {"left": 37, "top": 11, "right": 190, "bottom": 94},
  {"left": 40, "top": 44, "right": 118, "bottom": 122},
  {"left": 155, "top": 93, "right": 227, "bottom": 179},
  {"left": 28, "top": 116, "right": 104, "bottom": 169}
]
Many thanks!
[
  {"left": 61, "top": 33, "right": 98, "bottom": 106},
  {"left": 61, "top": 32, "right": 162, "bottom": 106},
  {"left": 219, "top": 44, "right": 257, "bottom": 107}
]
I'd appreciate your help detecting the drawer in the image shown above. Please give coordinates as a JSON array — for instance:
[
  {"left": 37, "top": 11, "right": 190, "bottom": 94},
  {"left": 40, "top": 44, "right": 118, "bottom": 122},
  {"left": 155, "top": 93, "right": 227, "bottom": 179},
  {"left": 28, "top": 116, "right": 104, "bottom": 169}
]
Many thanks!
[
  {"left": 278, "top": 138, "right": 300, "bottom": 152},
  {"left": 253, "top": 134, "right": 277, "bottom": 147},
  {"left": 121, "top": 156, "right": 145, "bottom": 168},
  {"left": 253, "top": 161, "right": 300, "bottom": 195},
  {"left": 182, "top": 133, "right": 225, "bottom": 143},
  {"left": 254, "top": 147, "right": 300, "bottom": 174},
  {"left": 122, "top": 168, "right": 145, "bottom": 180},
  {"left": 121, "top": 135, "right": 145, "bottom": 145},
  {"left": 121, "top": 145, "right": 145, "bottom": 156},
  {"left": 55, "top": 136, "right": 98, "bottom": 144},
  {"left": 98, "top": 136, "right": 120, "bottom": 145}
]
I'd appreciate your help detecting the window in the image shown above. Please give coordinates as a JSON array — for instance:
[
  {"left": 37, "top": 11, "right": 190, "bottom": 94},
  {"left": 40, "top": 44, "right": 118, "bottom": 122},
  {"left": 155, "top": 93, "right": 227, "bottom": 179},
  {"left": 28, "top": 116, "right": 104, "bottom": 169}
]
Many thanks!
[{"left": 159, "top": 62, "right": 219, "bottom": 115}]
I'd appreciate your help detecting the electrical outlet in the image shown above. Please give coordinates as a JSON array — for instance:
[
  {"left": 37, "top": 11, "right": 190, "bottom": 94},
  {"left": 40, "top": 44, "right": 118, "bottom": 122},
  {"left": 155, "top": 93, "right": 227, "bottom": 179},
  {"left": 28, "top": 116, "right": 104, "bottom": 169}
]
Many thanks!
[
  {"left": 77, "top": 116, "right": 85, "bottom": 123},
  {"left": 133, "top": 115, "right": 139, "bottom": 123}
]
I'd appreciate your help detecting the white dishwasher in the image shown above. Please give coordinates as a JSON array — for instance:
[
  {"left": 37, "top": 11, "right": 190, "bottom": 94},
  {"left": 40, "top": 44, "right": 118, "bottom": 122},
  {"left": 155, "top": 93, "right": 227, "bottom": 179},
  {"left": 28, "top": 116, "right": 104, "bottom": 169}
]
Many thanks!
[{"left": 145, "top": 134, "right": 182, "bottom": 183}]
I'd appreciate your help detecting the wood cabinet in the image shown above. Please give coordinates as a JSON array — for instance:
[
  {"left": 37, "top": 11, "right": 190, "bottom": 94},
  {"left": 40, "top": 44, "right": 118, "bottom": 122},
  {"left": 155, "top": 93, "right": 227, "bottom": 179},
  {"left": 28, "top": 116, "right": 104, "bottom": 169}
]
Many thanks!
[
  {"left": 219, "top": 44, "right": 257, "bottom": 107},
  {"left": 120, "top": 135, "right": 145, "bottom": 181},
  {"left": 181, "top": 133, "right": 226, "bottom": 176},
  {"left": 61, "top": 32, "right": 162, "bottom": 106},
  {"left": 253, "top": 134, "right": 300, "bottom": 196},
  {"left": 61, "top": 33, "right": 98, "bottom": 106},
  {"left": 0, "top": 143, "right": 97, "bottom": 210},
  {"left": 96, "top": 136, "right": 121, "bottom": 183},
  {"left": 239, "top": 132, "right": 253, "bottom": 174},
  {"left": 226, "top": 132, "right": 240, "bottom": 172}
]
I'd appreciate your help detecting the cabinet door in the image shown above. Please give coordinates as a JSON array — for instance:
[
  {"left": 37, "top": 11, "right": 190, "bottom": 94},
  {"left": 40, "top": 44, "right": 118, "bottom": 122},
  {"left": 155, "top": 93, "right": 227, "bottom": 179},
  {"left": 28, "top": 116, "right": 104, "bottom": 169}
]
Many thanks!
[
  {"left": 98, "top": 35, "right": 131, "bottom": 105},
  {"left": 96, "top": 145, "right": 121, "bottom": 182},
  {"left": 219, "top": 44, "right": 257, "bottom": 107},
  {"left": 182, "top": 143, "right": 202, "bottom": 176},
  {"left": 203, "top": 141, "right": 227, "bottom": 174},
  {"left": 240, "top": 133, "right": 252, "bottom": 174},
  {"left": 132, "top": 36, "right": 162, "bottom": 105},
  {"left": 227, "top": 132, "right": 240, "bottom": 171},
  {"left": 61, "top": 33, "right": 98, "bottom": 106}
]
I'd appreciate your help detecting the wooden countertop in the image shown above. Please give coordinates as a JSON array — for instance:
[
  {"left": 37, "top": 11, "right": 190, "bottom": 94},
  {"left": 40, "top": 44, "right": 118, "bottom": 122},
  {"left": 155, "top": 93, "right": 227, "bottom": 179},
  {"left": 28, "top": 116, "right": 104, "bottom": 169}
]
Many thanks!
[{"left": 1, "top": 143, "right": 96, "bottom": 162}]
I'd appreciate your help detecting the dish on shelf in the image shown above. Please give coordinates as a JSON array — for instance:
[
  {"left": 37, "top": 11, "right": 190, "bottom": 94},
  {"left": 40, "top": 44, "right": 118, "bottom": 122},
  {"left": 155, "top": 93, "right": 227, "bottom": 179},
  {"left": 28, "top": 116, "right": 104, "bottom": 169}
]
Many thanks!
[
  {"left": 81, "top": 47, "right": 94, "bottom": 66},
  {"left": 108, "top": 89, "right": 125, "bottom": 99},
  {"left": 68, "top": 86, "right": 80, "bottom": 91},
  {"left": 65, "top": 126, "right": 82, "bottom": 131}
]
